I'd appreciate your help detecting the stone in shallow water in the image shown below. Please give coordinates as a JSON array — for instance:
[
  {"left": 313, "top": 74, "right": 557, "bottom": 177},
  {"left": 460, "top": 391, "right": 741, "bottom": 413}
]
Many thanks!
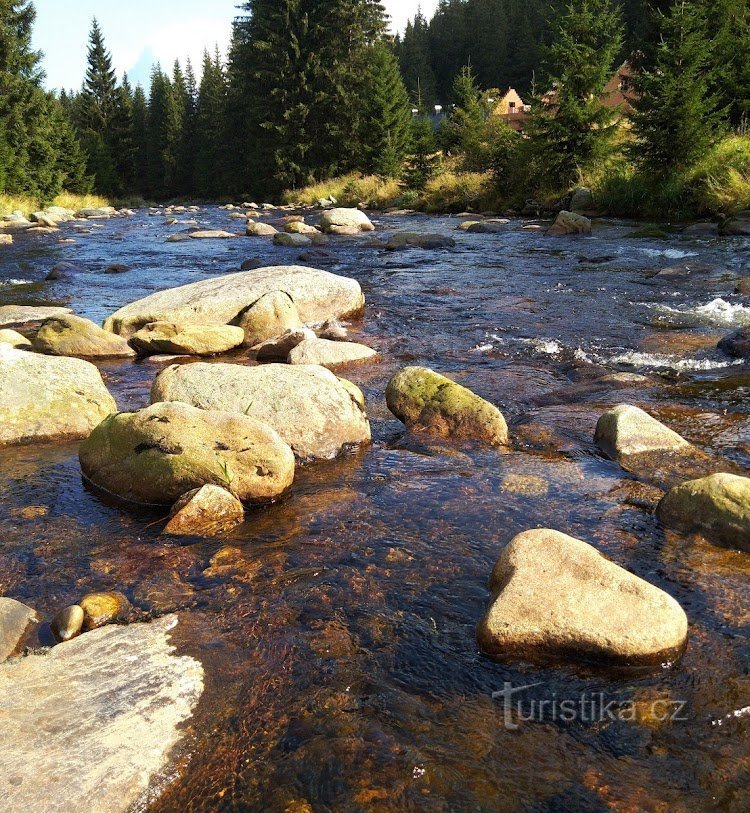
[
  {"left": 657, "top": 473, "right": 750, "bottom": 552},
  {"left": 0, "top": 616, "right": 203, "bottom": 813},
  {"left": 595, "top": 404, "right": 690, "bottom": 462},
  {"left": 0, "top": 598, "right": 38, "bottom": 662},
  {"left": 386, "top": 366, "right": 508, "bottom": 446},
  {"left": 287, "top": 337, "right": 377, "bottom": 368},
  {"left": 0, "top": 305, "right": 72, "bottom": 330},
  {"left": 253, "top": 327, "right": 316, "bottom": 362},
  {"left": 163, "top": 484, "right": 245, "bottom": 537},
  {"left": 547, "top": 211, "right": 591, "bottom": 236},
  {"left": 385, "top": 232, "right": 456, "bottom": 250},
  {"left": 477, "top": 529, "right": 688, "bottom": 668},
  {"left": 79, "top": 401, "right": 295, "bottom": 506},
  {"left": 0, "top": 347, "right": 117, "bottom": 448},
  {"left": 718, "top": 327, "right": 750, "bottom": 359},
  {"left": 50, "top": 605, "right": 84, "bottom": 642},
  {"left": 151, "top": 362, "right": 370, "bottom": 462},
  {"left": 319, "top": 207, "right": 374, "bottom": 233},
  {"left": 34, "top": 314, "right": 135, "bottom": 359}
]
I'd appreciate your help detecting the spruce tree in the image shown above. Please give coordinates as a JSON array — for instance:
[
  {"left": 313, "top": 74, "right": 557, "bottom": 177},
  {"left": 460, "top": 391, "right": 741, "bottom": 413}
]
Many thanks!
[
  {"left": 708, "top": 0, "right": 750, "bottom": 128},
  {"left": 404, "top": 112, "right": 439, "bottom": 190},
  {"left": 130, "top": 84, "right": 149, "bottom": 194},
  {"left": 526, "top": 0, "right": 624, "bottom": 190},
  {"left": 193, "top": 49, "right": 229, "bottom": 197},
  {"left": 146, "top": 65, "right": 177, "bottom": 198},
  {"left": 441, "top": 65, "right": 486, "bottom": 159},
  {"left": 630, "top": 0, "right": 722, "bottom": 176},
  {"left": 396, "top": 12, "right": 437, "bottom": 108},
  {"left": 358, "top": 42, "right": 413, "bottom": 176}
]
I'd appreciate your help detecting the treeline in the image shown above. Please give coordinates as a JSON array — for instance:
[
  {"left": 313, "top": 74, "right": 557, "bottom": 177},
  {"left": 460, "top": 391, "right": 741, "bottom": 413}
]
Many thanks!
[{"left": 392, "top": 0, "right": 663, "bottom": 108}]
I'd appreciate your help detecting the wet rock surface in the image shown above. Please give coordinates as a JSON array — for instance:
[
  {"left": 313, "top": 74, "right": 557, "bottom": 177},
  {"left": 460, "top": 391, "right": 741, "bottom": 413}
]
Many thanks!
[
  {"left": 0, "top": 616, "right": 203, "bottom": 813},
  {"left": 0, "top": 598, "right": 38, "bottom": 661},
  {"left": 163, "top": 484, "right": 245, "bottom": 537}
]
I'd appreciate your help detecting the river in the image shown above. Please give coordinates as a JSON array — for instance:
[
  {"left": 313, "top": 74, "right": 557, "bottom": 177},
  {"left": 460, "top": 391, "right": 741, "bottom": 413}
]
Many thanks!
[{"left": 1, "top": 208, "right": 748, "bottom": 811}]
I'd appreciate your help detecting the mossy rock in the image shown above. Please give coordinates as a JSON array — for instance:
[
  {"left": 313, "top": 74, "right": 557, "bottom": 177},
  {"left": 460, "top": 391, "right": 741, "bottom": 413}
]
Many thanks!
[
  {"left": 627, "top": 224, "right": 671, "bottom": 239},
  {"left": 385, "top": 366, "right": 508, "bottom": 445}
]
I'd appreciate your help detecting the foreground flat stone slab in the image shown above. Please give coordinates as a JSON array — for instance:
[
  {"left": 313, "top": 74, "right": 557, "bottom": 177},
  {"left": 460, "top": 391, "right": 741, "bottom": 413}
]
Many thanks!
[
  {"left": 151, "top": 362, "right": 370, "bottom": 462},
  {"left": 477, "top": 529, "right": 688, "bottom": 668},
  {"left": 0, "top": 598, "right": 38, "bottom": 662},
  {"left": 0, "top": 347, "right": 117, "bottom": 448},
  {"left": 657, "top": 473, "right": 750, "bottom": 551},
  {"left": 0, "top": 616, "right": 203, "bottom": 813},
  {"left": 0, "top": 305, "right": 72, "bottom": 330},
  {"left": 103, "top": 266, "right": 364, "bottom": 338},
  {"left": 386, "top": 366, "right": 508, "bottom": 445}
]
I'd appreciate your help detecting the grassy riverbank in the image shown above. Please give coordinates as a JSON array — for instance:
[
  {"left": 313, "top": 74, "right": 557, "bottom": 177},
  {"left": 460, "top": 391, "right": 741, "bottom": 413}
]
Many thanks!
[
  {"left": 0, "top": 192, "right": 112, "bottom": 218},
  {"left": 284, "top": 135, "right": 750, "bottom": 222}
]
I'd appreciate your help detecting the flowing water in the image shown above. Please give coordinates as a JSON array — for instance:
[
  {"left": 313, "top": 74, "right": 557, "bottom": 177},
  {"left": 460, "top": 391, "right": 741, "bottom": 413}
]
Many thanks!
[{"left": 1, "top": 210, "right": 749, "bottom": 812}]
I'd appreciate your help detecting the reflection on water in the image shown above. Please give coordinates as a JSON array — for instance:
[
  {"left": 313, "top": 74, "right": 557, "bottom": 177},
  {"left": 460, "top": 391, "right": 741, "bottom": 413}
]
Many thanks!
[{"left": 1, "top": 210, "right": 749, "bottom": 811}]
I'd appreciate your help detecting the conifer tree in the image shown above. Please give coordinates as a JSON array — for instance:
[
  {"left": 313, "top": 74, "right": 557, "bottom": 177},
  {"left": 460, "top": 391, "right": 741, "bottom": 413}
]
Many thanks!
[
  {"left": 146, "top": 65, "right": 178, "bottom": 197},
  {"left": 130, "top": 84, "right": 149, "bottom": 194},
  {"left": 193, "top": 49, "right": 229, "bottom": 197},
  {"left": 396, "top": 11, "right": 437, "bottom": 109},
  {"left": 358, "top": 42, "right": 413, "bottom": 176},
  {"left": 526, "top": 0, "right": 624, "bottom": 190},
  {"left": 404, "top": 111, "right": 439, "bottom": 190},
  {"left": 630, "top": 0, "right": 722, "bottom": 176},
  {"left": 441, "top": 65, "right": 485, "bottom": 158},
  {"left": 708, "top": 0, "right": 750, "bottom": 128}
]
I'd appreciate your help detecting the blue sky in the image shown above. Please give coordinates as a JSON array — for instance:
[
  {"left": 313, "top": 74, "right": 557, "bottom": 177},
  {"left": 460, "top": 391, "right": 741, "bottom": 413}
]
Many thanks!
[{"left": 32, "top": 0, "right": 439, "bottom": 91}]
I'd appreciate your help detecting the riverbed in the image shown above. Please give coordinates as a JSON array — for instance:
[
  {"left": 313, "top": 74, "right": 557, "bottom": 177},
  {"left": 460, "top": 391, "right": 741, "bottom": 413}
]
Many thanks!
[{"left": 1, "top": 208, "right": 748, "bottom": 811}]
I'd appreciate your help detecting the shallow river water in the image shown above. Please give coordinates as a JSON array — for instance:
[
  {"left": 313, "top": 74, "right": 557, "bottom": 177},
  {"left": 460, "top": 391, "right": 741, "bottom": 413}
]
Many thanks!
[{"left": 1, "top": 208, "right": 749, "bottom": 812}]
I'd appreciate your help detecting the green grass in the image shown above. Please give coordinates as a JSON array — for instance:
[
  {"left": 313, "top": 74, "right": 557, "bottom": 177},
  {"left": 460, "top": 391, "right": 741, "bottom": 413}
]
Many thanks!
[
  {"left": 283, "top": 174, "right": 402, "bottom": 209},
  {"left": 0, "top": 191, "right": 112, "bottom": 217}
]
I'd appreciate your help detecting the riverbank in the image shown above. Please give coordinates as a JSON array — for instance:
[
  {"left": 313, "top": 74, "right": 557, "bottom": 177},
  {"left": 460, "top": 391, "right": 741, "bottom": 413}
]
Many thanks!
[{"left": 283, "top": 135, "right": 750, "bottom": 222}]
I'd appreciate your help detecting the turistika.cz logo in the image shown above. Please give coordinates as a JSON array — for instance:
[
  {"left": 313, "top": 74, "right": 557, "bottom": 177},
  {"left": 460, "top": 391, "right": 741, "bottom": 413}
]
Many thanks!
[{"left": 491, "top": 682, "right": 688, "bottom": 730}]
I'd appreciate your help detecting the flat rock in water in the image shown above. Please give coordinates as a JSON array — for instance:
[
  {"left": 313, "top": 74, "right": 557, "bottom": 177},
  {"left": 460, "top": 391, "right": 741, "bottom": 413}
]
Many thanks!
[
  {"left": 0, "top": 616, "right": 203, "bottom": 813},
  {"left": 477, "top": 529, "right": 688, "bottom": 668},
  {"left": 188, "top": 230, "right": 236, "bottom": 239},
  {"left": 595, "top": 404, "right": 690, "bottom": 461},
  {"left": 718, "top": 327, "right": 750, "bottom": 359},
  {"left": 274, "top": 232, "right": 312, "bottom": 247},
  {"left": 163, "top": 484, "right": 245, "bottom": 537},
  {"left": 657, "top": 473, "right": 750, "bottom": 552},
  {"left": 0, "top": 598, "right": 38, "bottom": 662},
  {"left": 0, "top": 305, "right": 72, "bottom": 330},
  {"left": 34, "top": 314, "right": 135, "bottom": 359},
  {"left": 103, "top": 266, "right": 364, "bottom": 338},
  {"left": 0, "top": 347, "right": 117, "bottom": 448},
  {"left": 547, "top": 211, "right": 592, "bottom": 236},
  {"left": 386, "top": 366, "right": 508, "bottom": 446},
  {"left": 129, "top": 321, "right": 245, "bottom": 356},
  {"left": 385, "top": 233, "right": 456, "bottom": 250},
  {"left": 151, "top": 362, "right": 370, "bottom": 462},
  {"left": 79, "top": 401, "right": 295, "bottom": 506},
  {"left": 287, "top": 337, "right": 377, "bottom": 368}
]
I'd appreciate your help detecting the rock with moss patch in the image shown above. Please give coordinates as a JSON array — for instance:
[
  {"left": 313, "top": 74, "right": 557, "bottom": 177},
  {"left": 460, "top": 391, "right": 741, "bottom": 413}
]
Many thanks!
[
  {"left": 79, "top": 401, "right": 295, "bottom": 506},
  {"left": 657, "top": 473, "right": 750, "bottom": 551},
  {"left": 34, "top": 314, "right": 135, "bottom": 359},
  {"left": 79, "top": 591, "right": 131, "bottom": 630},
  {"left": 386, "top": 366, "right": 508, "bottom": 445},
  {"left": 163, "top": 484, "right": 245, "bottom": 537},
  {"left": 477, "top": 529, "right": 688, "bottom": 668},
  {"left": 129, "top": 321, "right": 245, "bottom": 356},
  {"left": 151, "top": 362, "right": 370, "bottom": 461},
  {"left": 0, "top": 347, "right": 117, "bottom": 448},
  {"left": 238, "top": 290, "right": 303, "bottom": 346}
]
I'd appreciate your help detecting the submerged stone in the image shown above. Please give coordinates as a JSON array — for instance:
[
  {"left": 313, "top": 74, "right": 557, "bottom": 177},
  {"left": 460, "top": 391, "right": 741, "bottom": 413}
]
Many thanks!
[
  {"left": 385, "top": 233, "right": 456, "bottom": 250},
  {"left": 477, "top": 529, "right": 688, "bottom": 668},
  {"left": 718, "top": 327, "right": 750, "bottom": 360},
  {"left": 385, "top": 366, "right": 508, "bottom": 446},
  {"left": 163, "top": 484, "right": 245, "bottom": 537},
  {"left": 0, "top": 616, "right": 203, "bottom": 813}
]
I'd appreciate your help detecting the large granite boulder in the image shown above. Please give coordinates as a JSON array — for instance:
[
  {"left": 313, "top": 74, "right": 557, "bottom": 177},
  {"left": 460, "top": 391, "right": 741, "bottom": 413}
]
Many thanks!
[
  {"left": 246, "top": 221, "right": 278, "bottom": 236},
  {"left": 34, "top": 314, "right": 135, "bottom": 359},
  {"left": 386, "top": 366, "right": 508, "bottom": 445},
  {"left": 129, "top": 321, "right": 245, "bottom": 356},
  {"left": 151, "top": 362, "right": 370, "bottom": 462},
  {"left": 103, "top": 266, "right": 364, "bottom": 338},
  {"left": 319, "top": 208, "right": 374, "bottom": 233},
  {"left": 0, "top": 347, "right": 117, "bottom": 448},
  {"left": 657, "top": 473, "right": 750, "bottom": 551},
  {"left": 0, "top": 616, "right": 203, "bottom": 813},
  {"left": 237, "top": 290, "right": 303, "bottom": 346},
  {"left": 477, "top": 529, "right": 689, "bottom": 668},
  {"left": 79, "top": 401, "right": 295, "bottom": 505},
  {"left": 287, "top": 337, "right": 377, "bottom": 368}
]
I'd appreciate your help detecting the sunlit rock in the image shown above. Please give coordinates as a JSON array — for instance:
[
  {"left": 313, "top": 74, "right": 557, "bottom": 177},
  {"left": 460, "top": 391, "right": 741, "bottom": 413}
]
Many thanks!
[
  {"left": 163, "top": 484, "right": 245, "bottom": 537},
  {"left": 34, "top": 314, "right": 135, "bottom": 359},
  {"left": 129, "top": 321, "right": 245, "bottom": 356}
]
